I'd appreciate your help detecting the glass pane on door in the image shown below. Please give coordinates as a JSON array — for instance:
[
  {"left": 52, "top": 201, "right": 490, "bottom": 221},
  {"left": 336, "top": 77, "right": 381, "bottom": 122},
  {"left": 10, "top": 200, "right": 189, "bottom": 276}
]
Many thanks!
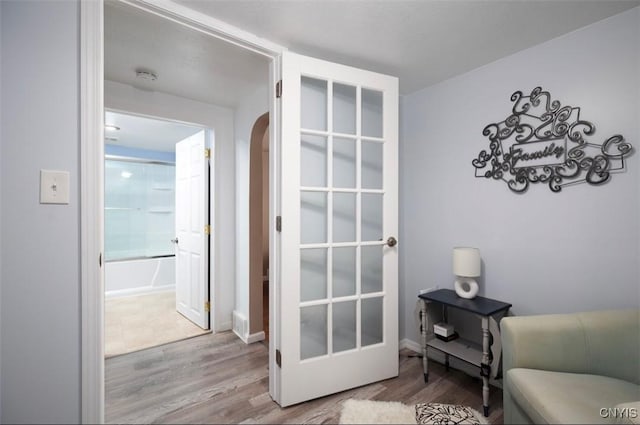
[
  {"left": 333, "top": 247, "right": 356, "bottom": 297},
  {"left": 333, "top": 83, "right": 356, "bottom": 135},
  {"left": 301, "top": 305, "right": 328, "bottom": 360},
  {"left": 333, "top": 193, "right": 356, "bottom": 243},
  {"left": 301, "top": 248, "right": 327, "bottom": 302},
  {"left": 361, "top": 245, "right": 383, "bottom": 293},
  {"left": 361, "top": 194, "right": 383, "bottom": 241},
  {"left": 333, "top": 137, "right": 356, "bottom": 188},
  {"left": 361, "top": 297, "right": 383, "bottom": 346},
  {"left": 362, "top": 89, "right": 383, "bottom": 138},
  {"left": 302, "top": 77, "right": 327, "bottom": 131},
  {"left": 362, "top": 141, "right": 383, "bottom": 189},
  {"left": 301, "top": 191, "right": 327, "bottom": 244},
  {"left": 301, "top": 135, "right": 327, "bottom": 187},
  {"left": 333, "top": 300, "right": 357, "bottom": 353}
]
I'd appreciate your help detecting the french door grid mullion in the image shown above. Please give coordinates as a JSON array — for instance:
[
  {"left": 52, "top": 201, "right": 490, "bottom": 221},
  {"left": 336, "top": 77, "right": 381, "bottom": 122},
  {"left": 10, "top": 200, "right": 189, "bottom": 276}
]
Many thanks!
[
  {"left": 355, "top": 85, "right": 363, "bottom": 349},
  {"left": 327, "top": 78, "right": 334, "bottom": 356}
]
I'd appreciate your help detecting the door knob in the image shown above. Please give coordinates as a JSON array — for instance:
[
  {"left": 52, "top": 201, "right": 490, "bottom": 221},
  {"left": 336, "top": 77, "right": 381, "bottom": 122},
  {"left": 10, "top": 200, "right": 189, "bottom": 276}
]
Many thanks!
[
  {"left": 386, "top": 236, "right": 397, "bottom": 247},
  {"left": 171, "top": 238, "right": 179, "bottom": 244}
]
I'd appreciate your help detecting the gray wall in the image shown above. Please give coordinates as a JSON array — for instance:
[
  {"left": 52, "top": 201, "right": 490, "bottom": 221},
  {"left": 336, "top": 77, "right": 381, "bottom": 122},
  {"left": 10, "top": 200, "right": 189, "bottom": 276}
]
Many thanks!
[
  {"left": 0, "top": 0, "right": 638, "bottom": 422},
  {"left": 0, "top": 1, "right": 81, "bottom": 423},
  {"left": 400, "top": 7, "right": 640, "bottom": 343}
]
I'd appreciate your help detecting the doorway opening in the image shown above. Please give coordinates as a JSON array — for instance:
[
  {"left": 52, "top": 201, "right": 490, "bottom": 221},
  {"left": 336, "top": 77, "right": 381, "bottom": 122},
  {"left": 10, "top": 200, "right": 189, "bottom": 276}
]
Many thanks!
[
  {"left": 81, "top": 0, "right": 283, "bottom": 418},
  {"left": 101, "top": 0, "right": 273, "bottom": 421},
  {"left": 103, "top": 110, "right": 212, "bottom": 358},
  {"left": 249, "top": 113, "right": 270, "bottom": 342}
]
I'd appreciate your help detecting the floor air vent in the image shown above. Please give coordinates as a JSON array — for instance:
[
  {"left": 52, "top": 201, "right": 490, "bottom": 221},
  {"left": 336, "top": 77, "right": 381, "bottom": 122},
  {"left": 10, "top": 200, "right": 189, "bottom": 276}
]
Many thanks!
[{"left": 232, "top": 310, "right": 247, "bottom": 338}]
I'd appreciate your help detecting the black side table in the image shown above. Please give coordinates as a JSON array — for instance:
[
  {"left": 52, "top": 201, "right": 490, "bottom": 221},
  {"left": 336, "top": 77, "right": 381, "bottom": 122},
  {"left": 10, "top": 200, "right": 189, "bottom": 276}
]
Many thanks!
[{"left": 418, "top": 289, "right": 511, "bottom": 417}]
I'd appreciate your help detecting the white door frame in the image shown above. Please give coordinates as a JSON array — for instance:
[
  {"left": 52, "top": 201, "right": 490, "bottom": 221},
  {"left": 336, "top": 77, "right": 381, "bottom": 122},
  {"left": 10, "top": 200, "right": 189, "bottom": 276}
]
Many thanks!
[
  {"left": 104, "top": 109, "right": 216, "bottom": 325},
  {"left": 80, "top": 1, "right": 285, "bottom": 422}
]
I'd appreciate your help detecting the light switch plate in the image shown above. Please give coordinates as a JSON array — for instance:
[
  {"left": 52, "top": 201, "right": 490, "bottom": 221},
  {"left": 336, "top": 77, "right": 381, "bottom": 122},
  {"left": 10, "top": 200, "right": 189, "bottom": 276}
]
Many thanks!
[{"left": 40, "top": 170, "right": 70, "bottom": 204}]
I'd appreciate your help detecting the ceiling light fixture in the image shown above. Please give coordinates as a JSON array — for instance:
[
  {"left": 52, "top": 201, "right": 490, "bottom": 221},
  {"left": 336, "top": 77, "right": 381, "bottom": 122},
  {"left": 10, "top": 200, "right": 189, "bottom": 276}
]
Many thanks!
[
  {"left": 105, "top": 124, "right": 120, "bottom": 132},
  {"left": 135, "top": 69, "right": 158, "bottom": 82}
]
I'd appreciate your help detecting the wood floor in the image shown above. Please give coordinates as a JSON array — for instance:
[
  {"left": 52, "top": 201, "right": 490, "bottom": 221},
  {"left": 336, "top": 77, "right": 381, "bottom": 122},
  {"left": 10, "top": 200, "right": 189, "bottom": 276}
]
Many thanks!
[{"left": 106, "top": 332, "right": 503, "bottom": 424}]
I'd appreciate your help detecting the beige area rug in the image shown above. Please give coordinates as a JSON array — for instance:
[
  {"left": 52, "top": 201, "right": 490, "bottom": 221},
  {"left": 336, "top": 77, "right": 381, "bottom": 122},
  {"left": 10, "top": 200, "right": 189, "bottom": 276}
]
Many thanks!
[
  {"left": 105, "top": 291, "right": 210, "bottom": 357},
  {"left": 340, "top": 399, "right": 488, "bottom": 424}
]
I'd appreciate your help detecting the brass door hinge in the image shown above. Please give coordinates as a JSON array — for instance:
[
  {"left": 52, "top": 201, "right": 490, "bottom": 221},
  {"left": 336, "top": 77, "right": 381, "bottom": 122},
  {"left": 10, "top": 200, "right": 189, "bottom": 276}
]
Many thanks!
[
  {"left": 205, "top": 148, "right": 211, "bottom": 159},
  {"left": 204, "top": 224, "right": 211, "bottom": 235},
  {"left": 276, "top": 80, "right": 282, "bottom": 98},
  {"left": 276, "top": 349, "right": 282, "bottom": 368},
  {"left": 276, "top": 216, "right": 282, "bottom": 232},
  {"left": 205, "top": 301, "right": 210, "bottom": 313}
]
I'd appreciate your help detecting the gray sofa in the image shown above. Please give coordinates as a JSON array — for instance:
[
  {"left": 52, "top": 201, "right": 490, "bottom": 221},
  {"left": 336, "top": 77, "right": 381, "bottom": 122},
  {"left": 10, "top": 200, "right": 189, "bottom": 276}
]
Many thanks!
[{"left": 502, "top": 309, "right": 640, "bottom": 424}]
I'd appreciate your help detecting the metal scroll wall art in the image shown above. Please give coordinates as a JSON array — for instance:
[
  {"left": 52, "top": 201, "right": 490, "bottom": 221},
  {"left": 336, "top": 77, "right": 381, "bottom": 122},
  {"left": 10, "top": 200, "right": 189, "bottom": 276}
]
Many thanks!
[{"left": 472, "top": 87, "right": 633, "bottom": 193}]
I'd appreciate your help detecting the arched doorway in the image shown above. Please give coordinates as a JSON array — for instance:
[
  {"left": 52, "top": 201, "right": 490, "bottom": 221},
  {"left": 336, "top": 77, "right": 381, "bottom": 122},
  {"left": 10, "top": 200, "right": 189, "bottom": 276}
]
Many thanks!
[{"left": 249, "top": 112, "right": 269, "bottom": 340}]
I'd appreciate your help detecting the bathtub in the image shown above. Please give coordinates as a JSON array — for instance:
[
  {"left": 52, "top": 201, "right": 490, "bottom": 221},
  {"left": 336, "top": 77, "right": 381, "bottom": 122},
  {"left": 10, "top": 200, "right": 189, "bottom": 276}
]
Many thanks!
[{"left": 105, "top": 256, "right": 175, "bottom": 298}]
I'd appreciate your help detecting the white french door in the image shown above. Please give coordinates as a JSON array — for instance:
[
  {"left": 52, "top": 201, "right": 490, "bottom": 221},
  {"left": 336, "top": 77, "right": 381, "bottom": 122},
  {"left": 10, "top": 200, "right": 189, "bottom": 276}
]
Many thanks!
[
  {"left": 175, "top": 130, "right": 209, "bottom": 330},
  {"left": 277, "top": 52, "right": 399, "bottom": 406}
]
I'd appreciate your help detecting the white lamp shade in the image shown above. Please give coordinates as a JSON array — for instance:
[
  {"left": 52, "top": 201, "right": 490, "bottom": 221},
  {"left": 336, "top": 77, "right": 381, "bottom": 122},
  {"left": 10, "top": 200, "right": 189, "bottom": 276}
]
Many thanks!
[{"left": 453, "top": 247, "right": 481, "bottom": 277}]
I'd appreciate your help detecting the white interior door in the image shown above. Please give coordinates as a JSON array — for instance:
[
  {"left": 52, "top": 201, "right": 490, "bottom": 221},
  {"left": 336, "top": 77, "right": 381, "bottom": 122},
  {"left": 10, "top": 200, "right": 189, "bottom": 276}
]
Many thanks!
[
  {"left": 277, "top": 52, "right": 399, "bottom": 406},
  {"left": 175, "top": 130, "right": 209, "bottom": 330}
]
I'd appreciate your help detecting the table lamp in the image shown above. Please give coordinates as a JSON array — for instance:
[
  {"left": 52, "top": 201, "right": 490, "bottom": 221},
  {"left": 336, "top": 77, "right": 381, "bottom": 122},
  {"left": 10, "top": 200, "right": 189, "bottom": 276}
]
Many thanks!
[{"left": 453, "top": 247, "right": 481, "bottom": 299}]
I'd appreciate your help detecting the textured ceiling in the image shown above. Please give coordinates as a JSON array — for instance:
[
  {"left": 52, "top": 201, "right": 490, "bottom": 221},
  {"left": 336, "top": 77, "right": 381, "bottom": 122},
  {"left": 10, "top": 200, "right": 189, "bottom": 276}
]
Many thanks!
[
  {"left": 104, "top": 1, "right": 270, "bottom": 108},
  {"left": 106, "top": 0, "right": 639, "bottom": 105},
  {"left": 176, "top": 0, "right": 639, "bottom": 94}
]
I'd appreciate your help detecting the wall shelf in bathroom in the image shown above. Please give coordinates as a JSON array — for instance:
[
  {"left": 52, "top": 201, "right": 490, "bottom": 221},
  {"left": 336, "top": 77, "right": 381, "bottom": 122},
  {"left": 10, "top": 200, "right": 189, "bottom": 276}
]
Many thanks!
[
  {"left": 152, "top": 187, "right": 173, "bottom": 191},
  {"left": 147, "top": 209, "right": 173, "bottom": 214}
]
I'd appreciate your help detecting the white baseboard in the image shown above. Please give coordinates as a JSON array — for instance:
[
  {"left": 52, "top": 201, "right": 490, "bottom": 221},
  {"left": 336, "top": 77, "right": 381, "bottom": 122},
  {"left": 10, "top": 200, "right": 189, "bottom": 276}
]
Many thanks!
[
  {"left": 233, "top": 329, "right": 266, "bottom": 344},
  {"left": 247, "top": 331, "right": 265, "bottom": 344},
  {"left": 399, "top": 338, "right": 422, "bottom": 353},
  {"left": 105, "top": 284, "right": 174, "bottom": 299}
]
